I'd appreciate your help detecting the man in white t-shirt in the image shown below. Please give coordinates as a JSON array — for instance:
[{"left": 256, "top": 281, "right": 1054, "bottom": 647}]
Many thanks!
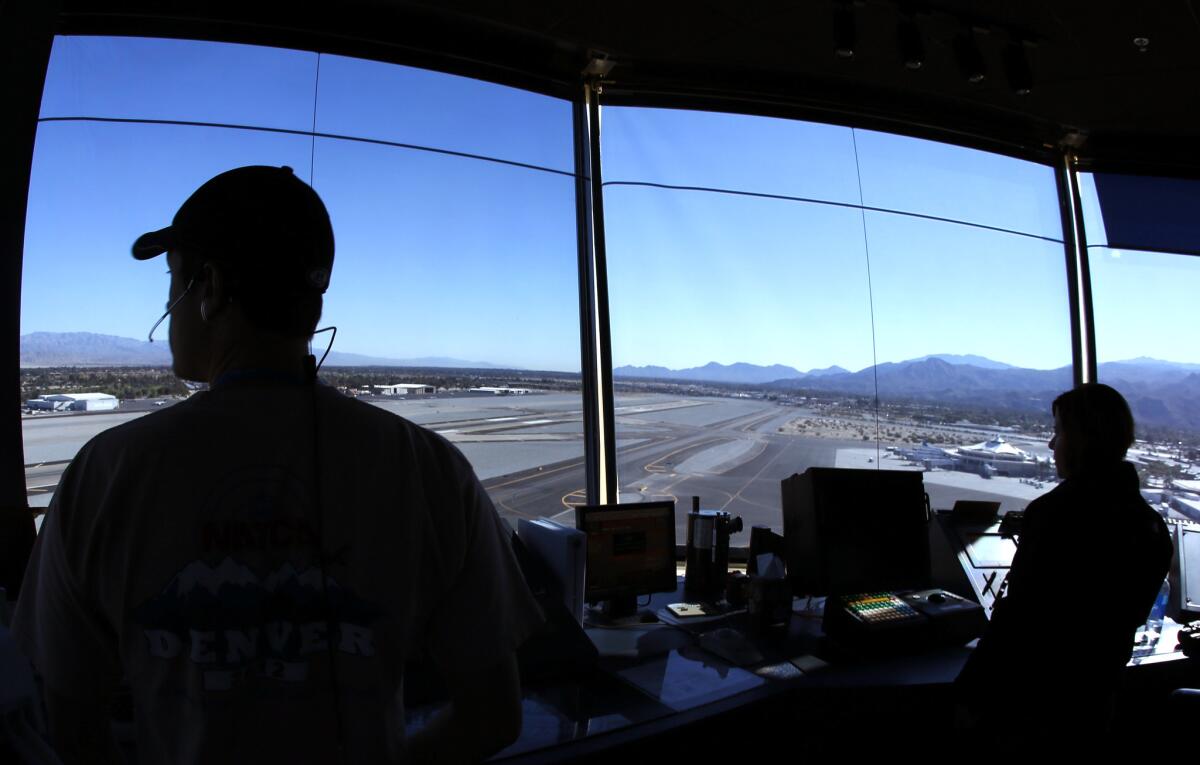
[{"left": 13, "top": 166, "right": 543, "bottom": 764}]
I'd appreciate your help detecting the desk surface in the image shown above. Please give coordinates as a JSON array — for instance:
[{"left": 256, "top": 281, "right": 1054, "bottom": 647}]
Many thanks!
[{"left": 471, "top": 585, "right": 1003, "bottom": 762}]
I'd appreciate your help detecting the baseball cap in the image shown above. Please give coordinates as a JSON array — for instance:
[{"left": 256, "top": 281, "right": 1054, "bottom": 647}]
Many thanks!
[{"left": 131, "top": 165, "right": 334, "bottom": 294}]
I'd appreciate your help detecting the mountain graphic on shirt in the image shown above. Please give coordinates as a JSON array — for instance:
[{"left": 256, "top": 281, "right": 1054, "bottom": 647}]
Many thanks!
[{"left": 133, "top": 556, "right": 379, "bottom": 634}]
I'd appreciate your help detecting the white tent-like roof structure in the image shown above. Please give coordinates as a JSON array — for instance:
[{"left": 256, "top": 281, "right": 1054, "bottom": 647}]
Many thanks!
[{"left": 959, "top": 437, "right": 1033, "bottom": 462}]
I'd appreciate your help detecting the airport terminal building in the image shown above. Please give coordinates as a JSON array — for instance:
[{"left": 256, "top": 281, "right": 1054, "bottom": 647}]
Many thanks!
[
  {"left": 375, "top": 383, "right": 435, "bottom": 396},
  {"left": 895, "top": 437, "right": 1050, "bottom": 479},
  {"left": 25, "top": 392, "right": 119, "bottom": 412},
  {"left": 954, "top": 437, "right": 1048, "bottom": 479}
]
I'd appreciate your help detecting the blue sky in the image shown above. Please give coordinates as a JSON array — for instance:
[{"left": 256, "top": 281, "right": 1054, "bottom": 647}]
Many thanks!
[{"left": 21, "top": 36, "right": 1198, "bottom": 373}]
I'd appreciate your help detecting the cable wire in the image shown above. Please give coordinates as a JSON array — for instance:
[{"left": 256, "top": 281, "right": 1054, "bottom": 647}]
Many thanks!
[
  {"left": 309, "top": 53, "right": 322, "bottom": 186},
  {"left": 311, "top": 325, "right": 337, "bottom": 374},
  {"left": 601, "top": 180, "right": 1064, "bottom": 244},
  {"left": 850, "top": 128, "right": 882, "bottom": 466},
  {"left": 38, "top": 115, "right": 575, "bottom": 178}
]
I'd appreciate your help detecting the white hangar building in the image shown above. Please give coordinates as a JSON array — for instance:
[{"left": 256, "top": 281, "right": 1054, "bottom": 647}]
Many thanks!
[{"left": 25, "top": 392, "right": 119, "bottom": 412}]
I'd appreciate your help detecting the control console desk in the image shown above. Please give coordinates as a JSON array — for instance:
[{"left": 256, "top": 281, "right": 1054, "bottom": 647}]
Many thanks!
[
  {"left": 436, "top": 578, "right": 986, "bottom": 763},
  {"left": 437, "top": 578, "right": 1194, "bottom": 762}
]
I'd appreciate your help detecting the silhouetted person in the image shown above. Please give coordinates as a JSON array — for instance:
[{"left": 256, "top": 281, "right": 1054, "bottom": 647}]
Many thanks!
[
  {"left": 12, "top": 166, "right": 542, "bottom": 764},
  {"left": 956, "top": 383, "right": 1171, "bottom": 745}
]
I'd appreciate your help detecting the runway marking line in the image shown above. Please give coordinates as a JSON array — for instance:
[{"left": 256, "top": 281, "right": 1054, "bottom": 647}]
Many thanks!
[
  {"left": 560, "top": 490, "right": 587, "bottom": 510},
  {"left": 739, "top": 411, "right": 783, "bottom": 433},
  {"left": 719, "top": 437, "right": 805, "bottom": 512},
  {"left": 485, "top": 459, "right": 584, "bottom": 490},
  {"left": 643, "top": 438, "right": 727, "bottom": 474},
  {"left": 495, "top": 497, "right": 538, "bottom": 520}
]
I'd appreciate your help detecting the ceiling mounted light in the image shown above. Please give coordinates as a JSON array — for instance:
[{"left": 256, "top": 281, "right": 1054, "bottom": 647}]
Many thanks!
[
  {"left": 954, "top": 30, "right": 986, "bottom": 83},
  {"left": 583, "top": 54, "right": 616, "bottom": 78},
  {"left": 897, "top": 14, "right": 925, "bottom": 70},
  {"left": 1003, "top": 42, "right": 1033, "bottom": 95},
  {"left": 834, "top": 2, "right": 856, "bottom": 59}
]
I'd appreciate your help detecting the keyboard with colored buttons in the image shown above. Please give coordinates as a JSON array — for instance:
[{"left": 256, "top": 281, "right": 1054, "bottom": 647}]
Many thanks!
[{"left": 842, "top": 592, "right": 923, "bottom": 626}]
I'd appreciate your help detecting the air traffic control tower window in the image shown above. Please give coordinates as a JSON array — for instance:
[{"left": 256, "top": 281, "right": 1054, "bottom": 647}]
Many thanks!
[
  {"left": 602, "top": 107, "right": 1072, "bottom": 543},
  {"left": 1078, "top": 172, "right": 1200, "bottom": 518},
  {"left": 21, "top": 36, "right": 585, "bottom": 527},
  {"left": 602, "top": 107, "right": 875, "bottom": 544},
  {"left": 854, "top": 130, "right": 1069, "bottom": 514}
]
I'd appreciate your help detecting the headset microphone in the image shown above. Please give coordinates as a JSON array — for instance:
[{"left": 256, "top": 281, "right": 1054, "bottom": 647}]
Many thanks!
[{"left": 306, "top": 325, "right": 347, "bottom": 765}]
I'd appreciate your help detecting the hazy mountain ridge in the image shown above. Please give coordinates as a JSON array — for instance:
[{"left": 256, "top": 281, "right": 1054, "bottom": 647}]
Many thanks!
[
  {"left": 320, "top": 350, "right": 505, "bottom": 369},
  {"left": 805, "top": 365, "right": 850, "bottom": 377},
  {"left": 1111, "top": 357, "right": 1200, "bottom": 372},
  {"left": 616, "top": 360, "right": 812, "bottom": 383},
  {"left": 616, "top": 356, "right": 1200, "bottom": 431},
  {"left": 20, "top": 332, "right": 505, "bottom": 369},
  {"left": 616, "top": 361, "right": 806, "bottom": 384},
  {"left": 21, "top": 332, "right": 171, "bottom": 366},
  {"left": 21, "top": 333, "right": 1200, "bottom": 431},
  {"left": 778, "top": 358, "right": 1073, "bottom": 396},
  {"left": 1097, "top": 370, "right": 1200, "bottom": 432},
  {"left": 912, "top": 353, "right": 1014, "bottom": 369}
]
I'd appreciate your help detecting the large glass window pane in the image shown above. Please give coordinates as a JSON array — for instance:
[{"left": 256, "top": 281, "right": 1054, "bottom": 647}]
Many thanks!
[
  {"left": 1091, "top": 249, "right": 1198, "bottom": 374},
  {"left": 1090, "top": 246, "right": 1200, "bottom": 505},
  {"left": 854, "top": 129, "right": 1063, "bottom": 239},
  {"left": 23, "top": 123, "right": 314, "bottom": 335},
  {"left": 604, "top": 107, "right": 875, "bottom": 543},
  {"left": 864, "top": 212, "right": 1071, "bottom": 512},
  {"left": 312, "top": 137, "right": 583, "bottom": 525},
  {"left": 315, "top": 55, "right": 574, "bottom": 173},
  {"left": 22, "top": 38, "right": 582, "bottom": 523},
  {"left": 604, "top": 108, "right": 1075, "bottom": 539},
  {"left": 22, "top": 122, "right": 313, "bottom": 508},
  {"left": 1078, "top": 172, "right": 1109, "bottom": 245},
  {"left": 40, "top": 36, "right": 318, "bottom": 130},
  {"left": 1080, "top": 173, "right": 1200, "bottom": 520},
  {"left": 602, "top": 107, "right": 862, "bottom": 204}
]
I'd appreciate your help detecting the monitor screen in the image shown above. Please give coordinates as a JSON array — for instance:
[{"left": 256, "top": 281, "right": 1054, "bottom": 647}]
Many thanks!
[
  {"left": 962, "top": 532, "right": 1019, "bottom": 569},
  {"left": 576, "top": 501, "right": 677, "bottom": 603},
  {"left": 781, "top": 468, "right": 930, "bottom": 596},
  {"left": 1180, "top": 524, "right": 1200, "bottom": 613}
]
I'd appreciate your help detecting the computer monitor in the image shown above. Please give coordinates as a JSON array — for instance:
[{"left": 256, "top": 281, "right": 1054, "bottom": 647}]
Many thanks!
[
  {"left": 575, "top": 501, "right": 677, "bottom": 620},
  {"left": 1176, "top": 522, "right": 1200, "bottom": 618},
  {"left": 781, "top": 467, "right": 930, "bottom": 597}
]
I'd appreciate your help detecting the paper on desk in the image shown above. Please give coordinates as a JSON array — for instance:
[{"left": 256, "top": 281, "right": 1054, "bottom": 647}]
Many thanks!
[
  {"left": 586, "top": 627, "right": 650, "bottom": 658},
  {"left": 655, "top": 606, "right": 745, "bottom": 627},
  {"left": 616, "top": 649, "right": 764, "bottom": 711}
]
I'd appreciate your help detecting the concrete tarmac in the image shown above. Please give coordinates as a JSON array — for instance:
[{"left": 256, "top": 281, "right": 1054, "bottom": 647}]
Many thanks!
[{"left": 23, "top": 393, "right": 1050, "bottom": 534}]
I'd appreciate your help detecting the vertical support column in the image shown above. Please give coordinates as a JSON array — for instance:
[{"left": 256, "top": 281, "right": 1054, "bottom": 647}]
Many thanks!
[
  {"left": 572, "top": 80, "right": 618, "bottom": 505},
  {"left": 1, "top": 0, "right": 55, "bottom": 598},
  {"left": 1055, "top": 153, "right": 1097, "bottom": 387}
]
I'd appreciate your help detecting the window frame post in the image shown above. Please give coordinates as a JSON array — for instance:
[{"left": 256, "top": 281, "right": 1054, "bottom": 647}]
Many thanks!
[
  {"left": 1056, "top": 153, "right": 1097, "bottom": 386},
  {"left": 572, "top": 78, "right": 618, "bottom": 505}
]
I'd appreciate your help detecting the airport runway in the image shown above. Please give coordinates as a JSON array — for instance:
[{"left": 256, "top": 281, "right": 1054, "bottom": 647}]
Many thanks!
[
  {"left": 22, "top": 392, "right": 1048, "bottom": 538},
  {"left": 481, "top": 398, "right": 856, "bottom": 543}
]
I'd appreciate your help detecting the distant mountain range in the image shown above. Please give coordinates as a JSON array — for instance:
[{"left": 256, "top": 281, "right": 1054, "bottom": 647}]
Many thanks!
[
  {"left": 614, "top": 355, "right": 1014, "bottom": 384},
  {"left": 615, "top": 356, "right": 1200, "bottom": 432},
  {"left": 19, "top": 332, "right": 505, "bottom": 369},
  {"left": 613, "top": 361, "right": 814, "bottom": 385},
  {"left": 20, "top": 333, "right": 1200, "bottom": 432},
  {"left": 910, "top": 353, "right": 1014, "bottom": 370},
  {"left": 20, "top": 332, "right": 173, "bottom": 366}
]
